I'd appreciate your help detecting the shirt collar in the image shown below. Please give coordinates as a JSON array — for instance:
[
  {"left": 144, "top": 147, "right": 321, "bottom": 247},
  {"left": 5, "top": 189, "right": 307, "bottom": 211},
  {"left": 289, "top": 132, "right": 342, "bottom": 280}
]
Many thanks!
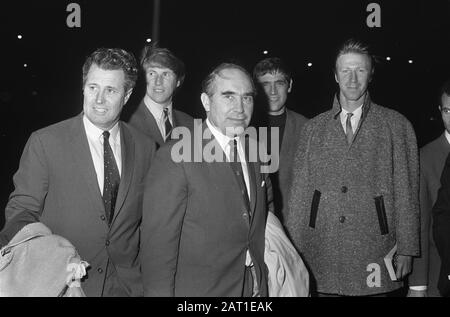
[
  {"left": 445, "top": 130, "right": 450, "bottom": 145},
  {"left": 83, "top": 114, "right": 120, "bottom": 144},
  {"left": 340, "top": 103, "right": 363, "bottom": 122},
  {"left": 144, "top": 95, "right": 173, "bottom": 120},
  {"left": 206, "top": 118, "right": 240, "bottom": 152},
  {"left": 332, "top": 93, "right": 371, "bottom": 119}
]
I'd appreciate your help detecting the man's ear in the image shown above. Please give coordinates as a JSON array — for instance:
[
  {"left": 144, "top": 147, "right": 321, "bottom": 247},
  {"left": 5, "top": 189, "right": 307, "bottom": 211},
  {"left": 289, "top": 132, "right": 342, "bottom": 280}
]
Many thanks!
[
  {"left": 124, "top": 89, "right": 133, "bottom": 104},
  {"left": 334, "top": 72, "right": 339, "bottom": 84},
  {"left": 200, "top": 93, "right": 210, "bottom": 112},
  {"left": 288, "top": 79, "right": 293, "bottom": 93},
  {"left": 369, "top": 68, "right": 375, "bottom": 83},
  {"left": 176, "top": 80, "right": 181, "bottom": 88}
]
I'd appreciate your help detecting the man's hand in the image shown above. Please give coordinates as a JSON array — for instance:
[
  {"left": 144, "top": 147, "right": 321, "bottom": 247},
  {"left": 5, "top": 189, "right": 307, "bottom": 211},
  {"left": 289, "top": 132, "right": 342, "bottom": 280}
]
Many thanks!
[
  {"left": 395, "top": 255, "right": 412, "bottom": 280},
  {"left": 407, "top": 289, "right": 427, "bottom": 297}
]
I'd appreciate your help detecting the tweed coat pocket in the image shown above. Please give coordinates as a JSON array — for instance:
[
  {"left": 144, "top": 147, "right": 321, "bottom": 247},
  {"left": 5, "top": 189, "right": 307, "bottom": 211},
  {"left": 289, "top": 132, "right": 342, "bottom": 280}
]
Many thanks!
[
  {"left": 374, "top": 195, "right": 389, "bottom": 235},
  {"left": 309, "top": 190, "right": 321, "bottom": 228}
]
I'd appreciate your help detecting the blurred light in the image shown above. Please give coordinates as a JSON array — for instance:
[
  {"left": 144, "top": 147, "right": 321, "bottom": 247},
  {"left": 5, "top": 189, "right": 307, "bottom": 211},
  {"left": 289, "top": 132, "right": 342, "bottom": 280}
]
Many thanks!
[
  {"left": 23, "top": 63, "right": 28, "bottom": 68},
  {"left": 408, "top": 59, "right": 413, "bottom": 64},
  {"left": 307, "top": 62, "right": 313, "bottom": 67},
  {"left": 17, "top": 34, "right": 22, "bottom": 39},
  {"left": 263, "top": 50, "right": 268, "bottom": 55},
  {"left": 386, "top": 57, "right": 391, "bottom": 61},
  {"left": 146, "top": 38, "right": 152, "bottom": 43}
]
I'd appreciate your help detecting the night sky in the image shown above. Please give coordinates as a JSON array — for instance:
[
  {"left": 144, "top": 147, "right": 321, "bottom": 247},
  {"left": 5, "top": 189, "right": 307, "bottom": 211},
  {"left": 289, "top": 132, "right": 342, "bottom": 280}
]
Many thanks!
[{"left": 1, "top": 0, "right": 450, "bottom": 228}]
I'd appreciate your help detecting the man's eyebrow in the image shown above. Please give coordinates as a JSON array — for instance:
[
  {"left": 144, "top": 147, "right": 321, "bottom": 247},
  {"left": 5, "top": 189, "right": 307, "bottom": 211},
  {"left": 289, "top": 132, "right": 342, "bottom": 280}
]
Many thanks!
[{"left": 220, "top": 90, "right": 237, "bottom": 95}]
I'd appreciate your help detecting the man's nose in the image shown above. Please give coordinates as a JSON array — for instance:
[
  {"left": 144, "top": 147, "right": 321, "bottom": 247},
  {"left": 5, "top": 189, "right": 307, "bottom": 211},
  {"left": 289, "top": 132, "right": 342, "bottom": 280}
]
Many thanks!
[
  {"left": 350, "top": 71, "right": 357, "bottom": 83},
  {"left": 96, "top": 90, "right": 105, "bottom": 104},
  {"left": 235, "top": 97, "right": 245, "bottom": 112},
  {"left": 270, "top": 83, "right": 277, "bottom": 95},
  {"left": 155, "top": 74, "right": 163, "bottom": 85}
]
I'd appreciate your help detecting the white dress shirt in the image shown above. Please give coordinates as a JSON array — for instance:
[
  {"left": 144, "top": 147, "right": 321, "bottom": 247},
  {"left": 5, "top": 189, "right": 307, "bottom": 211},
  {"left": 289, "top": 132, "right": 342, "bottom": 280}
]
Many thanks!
[
  {"left": 144, "top": 95, "right": 173, "bottom": 139},
  {"left": 206, "top": 119, "right": 253, "bottom": 266},
  {"left": 340, "top": 104, "right": 363, "bottom": 134},
  {"left": 83, "top": 115, "right": 122, "bottom": 195}
]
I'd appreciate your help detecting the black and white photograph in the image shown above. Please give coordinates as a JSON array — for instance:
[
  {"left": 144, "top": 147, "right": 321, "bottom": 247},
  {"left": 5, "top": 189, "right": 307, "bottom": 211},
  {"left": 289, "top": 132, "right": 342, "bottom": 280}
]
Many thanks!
[{"left": 0, "top": 0, "right": 449, "bottom": 303}]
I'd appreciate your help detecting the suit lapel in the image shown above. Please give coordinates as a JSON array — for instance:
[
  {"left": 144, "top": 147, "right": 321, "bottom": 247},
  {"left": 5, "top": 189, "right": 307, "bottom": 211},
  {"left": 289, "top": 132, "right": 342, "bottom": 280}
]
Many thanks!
[
  {"left": 111, "top": 123, "right": 135, "bottom": 225},
  {"left": 172, "top": 109, "right": 179, "bottom": 128},
  {"left": 203, "top": 123, "right": 251, "bottom": 228},
  {"left": 139, "top": 101, "right": 165, "bottom": 146},
  {"left": 248, "top": 161, "right": 257, "bottom": 227},
  {"left": 70, "top": 114, "right": 105, "bottom": 215}
]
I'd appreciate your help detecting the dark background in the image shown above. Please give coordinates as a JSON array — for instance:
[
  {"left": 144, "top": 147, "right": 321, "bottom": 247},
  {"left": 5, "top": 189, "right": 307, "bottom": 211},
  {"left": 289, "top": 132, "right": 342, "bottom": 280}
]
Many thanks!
[{"left": 1, "top": 0, "right": 450, "bottom": 229}]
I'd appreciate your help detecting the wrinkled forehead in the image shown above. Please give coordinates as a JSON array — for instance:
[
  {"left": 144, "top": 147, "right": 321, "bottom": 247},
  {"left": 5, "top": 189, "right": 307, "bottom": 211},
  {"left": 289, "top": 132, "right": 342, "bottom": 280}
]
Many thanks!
[
  {"left": 213, "top": 68, "right": 253, "bottom": 92},
  {"left": 336, "top": 52, "right": 372, "bottom": 69}
]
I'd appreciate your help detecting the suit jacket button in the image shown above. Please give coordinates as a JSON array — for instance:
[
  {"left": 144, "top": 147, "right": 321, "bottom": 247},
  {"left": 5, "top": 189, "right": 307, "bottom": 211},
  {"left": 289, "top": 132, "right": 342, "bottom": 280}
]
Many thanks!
[
  {"left": 105, "top": 240, "right": 110, "bottom": 246},
  {"left": 97, "top": 268, "right": 103, "bottom": 274},
  {"left": 341, "top": 186, "right": 348, "bottom": 193},
  {"left": 243, "top": 212, "right": 248, "bottom": 218},
  {"left": 339, "top": 216, "right": 346, "bottom": 223},
  {"left": 100, "top": 215, "right": 106, "bottom": 221}
]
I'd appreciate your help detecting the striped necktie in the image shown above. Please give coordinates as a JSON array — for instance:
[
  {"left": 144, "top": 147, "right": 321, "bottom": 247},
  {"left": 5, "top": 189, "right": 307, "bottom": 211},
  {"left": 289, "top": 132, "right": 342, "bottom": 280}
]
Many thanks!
[{"left": 163, "top": 107, "right": 173, "bottom": 141}]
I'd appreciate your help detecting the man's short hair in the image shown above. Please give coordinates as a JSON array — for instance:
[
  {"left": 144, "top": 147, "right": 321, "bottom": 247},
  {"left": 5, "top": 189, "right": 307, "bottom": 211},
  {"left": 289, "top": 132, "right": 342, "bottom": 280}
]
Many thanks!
[
  {"left": 140, "top": 45, "right": 186, "bottom": 86},
  {"left": 82, "top": 48, "right": 138, "bottom": 92},
  {"left": 440, "top": 79, "right": 450, "bottom": 101},
  {"left": 201, "top": 63, "right": 255, "bottom": 97},
  {"left": 252, "top": 57, "right": 292, "bottom": 83},
  {"left": 334, "top": 39, "right": 374, "bottom": 73}
]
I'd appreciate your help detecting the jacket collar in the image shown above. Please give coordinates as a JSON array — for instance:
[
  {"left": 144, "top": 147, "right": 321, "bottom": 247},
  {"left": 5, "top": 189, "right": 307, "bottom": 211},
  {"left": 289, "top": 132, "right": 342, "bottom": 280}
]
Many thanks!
[{"left": 332, "top": 93, "right": 372, "bottom": 121}]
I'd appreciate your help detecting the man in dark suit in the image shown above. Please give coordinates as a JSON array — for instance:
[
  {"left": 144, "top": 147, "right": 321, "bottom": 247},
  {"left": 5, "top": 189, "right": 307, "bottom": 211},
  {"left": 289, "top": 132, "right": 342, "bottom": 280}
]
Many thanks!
[
  {"left": 431, "top": 80, "right": 450, "bottom": 297},
  {"left": 126, "top": 45, "right": 193, "bottom": 147},
  {"left": 408, "top": 80, "right": 450, "bottom": 297},
  {"left": 252, "top": 57, "right": 308, "bottom": 224},
  {"left": 140, "top": 63, "right": 273, "bottom": 297},
  {"left": 0, "top": 48, "right": 156, "bottom": 296}
]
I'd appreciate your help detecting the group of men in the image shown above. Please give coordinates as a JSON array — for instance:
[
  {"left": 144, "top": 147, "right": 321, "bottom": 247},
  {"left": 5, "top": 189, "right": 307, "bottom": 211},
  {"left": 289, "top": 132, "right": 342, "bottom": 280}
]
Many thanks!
[{"left": 0, "top": 38, "right": 449, "bottom": 297}]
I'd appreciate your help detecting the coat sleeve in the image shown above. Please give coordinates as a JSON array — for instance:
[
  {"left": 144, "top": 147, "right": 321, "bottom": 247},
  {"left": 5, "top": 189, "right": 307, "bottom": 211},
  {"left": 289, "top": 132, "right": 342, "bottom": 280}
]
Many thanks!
[
  {"left": 432, "top": 152, "right": 450, "bottom": 296},
  {"left": 409, "top": 150, "right": 431, "bottom": 286},
  {"left": 140, "top": 144, "right": 188, "bottom": 297},
  {"left": 0, "top": 132, "right": 47, "bottom": 247},
  {"left": 392, "top": 118, "right": 420, "bottom": 257}
]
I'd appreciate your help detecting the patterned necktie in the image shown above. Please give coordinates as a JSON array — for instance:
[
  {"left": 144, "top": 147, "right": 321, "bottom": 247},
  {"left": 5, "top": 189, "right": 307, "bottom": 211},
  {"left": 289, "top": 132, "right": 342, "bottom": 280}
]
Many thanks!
[
  {"left": 102, "top": 131, "right": 120, "bottom": 225},
  {"left": 163, "top": 107, "right": 173, "bottom": 141},
  {"left": 346, "top": 112, "right": 354, "bottom": 145}
]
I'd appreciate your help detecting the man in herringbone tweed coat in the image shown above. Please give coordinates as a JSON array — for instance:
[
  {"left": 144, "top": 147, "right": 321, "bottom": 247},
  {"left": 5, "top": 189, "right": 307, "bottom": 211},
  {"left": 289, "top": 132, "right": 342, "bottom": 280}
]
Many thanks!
[{"left": 285, "top": 39, "right": 420, "bottom": 296}]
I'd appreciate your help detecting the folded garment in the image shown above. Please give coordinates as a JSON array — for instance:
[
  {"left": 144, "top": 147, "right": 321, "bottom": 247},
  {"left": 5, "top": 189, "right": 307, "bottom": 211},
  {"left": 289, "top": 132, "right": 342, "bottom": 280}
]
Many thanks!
[{"left": 0, "top": 222, "right": 89, "bottom": 297}]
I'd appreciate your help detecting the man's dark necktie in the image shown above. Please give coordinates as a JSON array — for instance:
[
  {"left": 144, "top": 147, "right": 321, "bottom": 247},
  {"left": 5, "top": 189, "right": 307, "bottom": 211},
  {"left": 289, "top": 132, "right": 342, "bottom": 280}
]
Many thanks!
[
  {"left": 163, "top": 107, "right": 173, "bottom": 141},
  {"left": 346, "top": 112, "right": 354, "bottom": 145},
  {"left": 229, "top": 139, "right": 251, "bottom": 218},
  {"left": 102, "top": 131, "right": 120, "bottom": 225}
]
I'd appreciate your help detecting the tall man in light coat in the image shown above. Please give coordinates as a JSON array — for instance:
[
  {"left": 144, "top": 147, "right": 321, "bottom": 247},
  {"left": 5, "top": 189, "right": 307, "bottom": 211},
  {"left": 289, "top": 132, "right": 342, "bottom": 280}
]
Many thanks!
[
  {"left": 0, "top": 48, "right": 156, "bottom": 296},
  {"left": 252, "top": 57, "right": 308, "bottom": 224},
  {"left": 285, "top": 39, "right": 420, "bottom": 296}
]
